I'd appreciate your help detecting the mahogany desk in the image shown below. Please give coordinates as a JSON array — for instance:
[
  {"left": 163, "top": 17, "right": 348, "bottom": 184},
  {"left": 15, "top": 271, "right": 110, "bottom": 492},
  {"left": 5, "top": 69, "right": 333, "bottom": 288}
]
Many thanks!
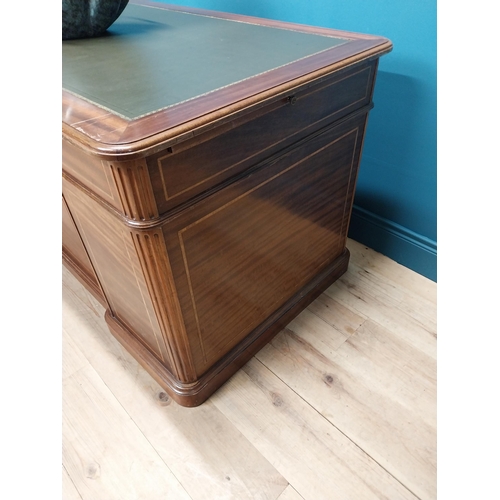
[{"left": 62, "top": 0, "right": 392, "bottom": 406}]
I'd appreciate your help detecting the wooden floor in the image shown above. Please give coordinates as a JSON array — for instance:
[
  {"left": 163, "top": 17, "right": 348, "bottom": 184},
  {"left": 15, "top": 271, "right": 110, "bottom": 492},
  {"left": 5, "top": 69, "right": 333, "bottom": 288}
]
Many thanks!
[{"left": 62, "top": 238, "right": 437, "bottom": 500}]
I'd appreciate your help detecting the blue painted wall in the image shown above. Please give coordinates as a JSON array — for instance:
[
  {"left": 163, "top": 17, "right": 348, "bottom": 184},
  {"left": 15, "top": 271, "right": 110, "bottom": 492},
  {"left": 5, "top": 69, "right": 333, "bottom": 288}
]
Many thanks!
[{"left": 157, "top": 0, "right": 437, "bottom": 281}]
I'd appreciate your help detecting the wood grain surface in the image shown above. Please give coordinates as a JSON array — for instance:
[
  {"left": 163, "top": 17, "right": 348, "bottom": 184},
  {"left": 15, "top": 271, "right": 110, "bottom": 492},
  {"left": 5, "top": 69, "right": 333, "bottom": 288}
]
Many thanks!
[{"left": 62, "top": 109, "right": 371, "bottom": 404}]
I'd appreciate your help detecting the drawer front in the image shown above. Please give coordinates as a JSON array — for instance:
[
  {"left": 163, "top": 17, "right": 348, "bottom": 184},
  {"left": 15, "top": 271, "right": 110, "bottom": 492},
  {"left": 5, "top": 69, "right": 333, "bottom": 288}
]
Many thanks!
[
  {"left": 148, "top": 61, "right": 376, "bottom": 215},
  {"left": 62, "top": 140, "right": 122, "bottom": 210},
  {"left": 160, "top": 111, "right": 369, "bottom": 375},
  {"left": 63, "top": 141, "right": 159, "bottom": 222}
]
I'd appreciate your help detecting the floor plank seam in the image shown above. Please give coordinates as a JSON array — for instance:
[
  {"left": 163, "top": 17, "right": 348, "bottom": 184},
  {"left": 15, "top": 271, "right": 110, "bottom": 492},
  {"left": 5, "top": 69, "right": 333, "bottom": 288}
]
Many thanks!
[
  {"left": 252, "top": 356, "right": 423, "bottom": 500},
  {"left": 63, "top": 464, "right": 84, "bottom": 500},
  {"left": 306, "top": 305, "right": 367, "bottom": 345}
]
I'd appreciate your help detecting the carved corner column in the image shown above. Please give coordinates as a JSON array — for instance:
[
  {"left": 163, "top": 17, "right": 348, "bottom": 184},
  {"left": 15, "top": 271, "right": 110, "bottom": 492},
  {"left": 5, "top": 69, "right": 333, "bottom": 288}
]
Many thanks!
[
  {"left": 130, "top": 227, "right": 197, "bottom": 384},
  {"left": 108, "top": 158, "right": 159, "bottom": 222},
  {"left": 108, "top": 158, "right": 197, "bottom": 385}
]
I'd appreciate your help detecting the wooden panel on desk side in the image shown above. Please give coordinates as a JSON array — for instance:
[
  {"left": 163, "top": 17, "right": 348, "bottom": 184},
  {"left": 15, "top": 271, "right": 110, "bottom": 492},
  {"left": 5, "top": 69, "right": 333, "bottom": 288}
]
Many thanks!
[
  {"left": 62, "top": 195, "right": 103, "bottom": 302},
  {"left": 62, "top": 177, "right": 174, "bottom": 371},
  {"left": 62, "top": 140, "right": 122, "bottom": 210},
  {"left": 62, "top": 196, "right": 97, "bottom": 283},
  {"left": 162, "top": 112, "right": 368, "bottom": 376}
]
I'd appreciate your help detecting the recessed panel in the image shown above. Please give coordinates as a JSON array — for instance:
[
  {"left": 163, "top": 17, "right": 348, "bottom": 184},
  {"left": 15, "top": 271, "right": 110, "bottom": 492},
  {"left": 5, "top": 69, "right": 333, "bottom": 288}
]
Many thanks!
[{"left": 163, "top": 116, "right": 366, "bottom": 373}]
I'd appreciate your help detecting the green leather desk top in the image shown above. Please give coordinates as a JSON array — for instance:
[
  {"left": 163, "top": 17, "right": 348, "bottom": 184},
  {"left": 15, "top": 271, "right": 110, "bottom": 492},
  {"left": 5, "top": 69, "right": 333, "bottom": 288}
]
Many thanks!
[
  {"left": 62, "top": 3, "right": 348, "bottom": 120},
  {"left": 62, "top": 1, "right": 392, "bottom": 153}
]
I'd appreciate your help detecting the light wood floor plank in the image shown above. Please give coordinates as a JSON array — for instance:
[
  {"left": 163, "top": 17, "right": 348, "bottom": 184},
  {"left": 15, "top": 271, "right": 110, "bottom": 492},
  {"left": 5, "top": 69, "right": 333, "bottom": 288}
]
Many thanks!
[
  {"left": 346, "top": 239, "right": 436, "bottom": 303},
  {"left": 63, "top": 364, "right": 191, "bottom": 500},
  {"left": 306, "top": 292, "right": 366, "bottom": 336},
  {"left": 256, "top": 319, "right": 436, "bottom": 499},
  {"left": 286, "top": 308, "right": 350, "bottom": 353},
  {"left": 325, "top": 269, "right": 436, "bottom": 360},
  {"left": 347, "top": 260, "right": 437, "bottom": 334},
  {"left": 276, "top": 485, "right": 305, "bottom": 500},
  {"left": 63, "top": 266, "right": 288, "bottom": 500},
  {"left": 212, "top": 358, "right": 419, "bottom": 500},
  {"left": 62, "top": 327, "right": 89, "bottom": 381},
  {"left": 62, "top": 466, "right": 83, "bottom": 500}
]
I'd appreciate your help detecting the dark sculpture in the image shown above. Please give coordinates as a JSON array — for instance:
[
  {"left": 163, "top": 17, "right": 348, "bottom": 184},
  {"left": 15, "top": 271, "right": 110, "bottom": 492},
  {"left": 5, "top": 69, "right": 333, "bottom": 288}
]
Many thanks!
[{"left": 62, "top": 0, "right": 129, "bottom": 40}]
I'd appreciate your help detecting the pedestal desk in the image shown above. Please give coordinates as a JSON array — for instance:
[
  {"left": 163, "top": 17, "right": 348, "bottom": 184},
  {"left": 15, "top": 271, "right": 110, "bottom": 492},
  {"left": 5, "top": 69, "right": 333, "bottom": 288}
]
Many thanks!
[{"left": 62, "top": 0, "right": 392, "bottom": 406}]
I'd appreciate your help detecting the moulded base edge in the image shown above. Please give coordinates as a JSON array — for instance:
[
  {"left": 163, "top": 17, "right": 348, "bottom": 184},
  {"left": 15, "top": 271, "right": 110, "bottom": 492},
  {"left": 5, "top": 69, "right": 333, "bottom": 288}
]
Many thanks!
[{"left": 103, "top": 248, "right": 351, "bottom": 407}]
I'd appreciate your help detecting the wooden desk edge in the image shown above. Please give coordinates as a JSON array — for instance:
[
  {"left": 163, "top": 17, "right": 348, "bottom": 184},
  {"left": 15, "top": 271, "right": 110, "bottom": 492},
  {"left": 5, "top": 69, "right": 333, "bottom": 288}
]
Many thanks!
[{"left": 62, "top": 39, "right": 392, "bottom": 160}]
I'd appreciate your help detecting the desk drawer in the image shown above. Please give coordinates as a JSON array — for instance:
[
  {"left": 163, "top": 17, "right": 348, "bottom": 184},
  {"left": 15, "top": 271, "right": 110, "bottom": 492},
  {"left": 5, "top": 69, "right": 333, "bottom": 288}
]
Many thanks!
[{"left": 148, "top": 60, "right": 376, "bottom": 214}]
